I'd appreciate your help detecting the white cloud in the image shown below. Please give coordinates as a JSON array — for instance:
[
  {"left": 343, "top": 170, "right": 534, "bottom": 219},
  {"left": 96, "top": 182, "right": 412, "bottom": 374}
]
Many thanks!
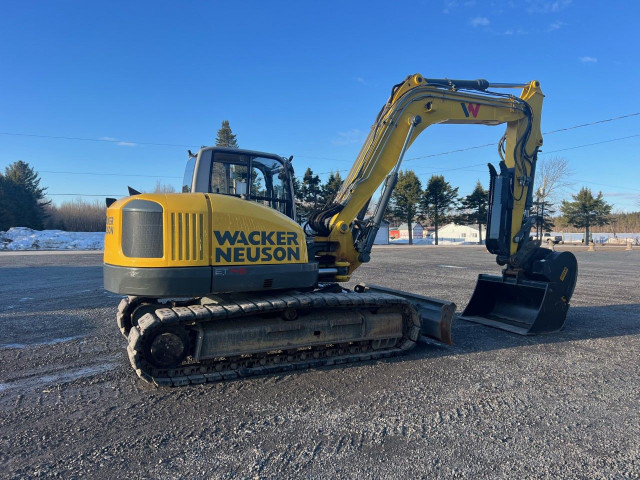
[
  {"left": 101, "top": 136, "right": 136, "bottom": 146},
  {"left": 442, "top": 0, "right": 458, "bottom": 14},
  {"left": 526, "top": 0, "right": 572, "bottom": 14},
  {"left": 355, "top": 77, "right": 366, "bottom": 85},
  {"left": 503, "top": 28, "right": 528, "bottom": 35},
  {"left": 443, "top": 0, "right": 475, "bottom": 13},
  {"left": 469, "top": 16, "right": 490, "bottom": 27},
  {"left": 579, "top": 56, "right": 597, "bottom": 63},
  {"left": 332, "top": 129, "right": 365, "bottom": 146},
  {"left": 548, "top": 20, "right": 565, "bottom": 31}
]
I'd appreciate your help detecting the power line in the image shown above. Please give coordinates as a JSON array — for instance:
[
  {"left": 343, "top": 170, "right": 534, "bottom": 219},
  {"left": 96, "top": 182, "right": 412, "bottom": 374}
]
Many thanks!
[
  {"left": 415, "top": 162, "right": 487, "bottom": 175},
  {"left": 539, "top": 134, "right": 640, "bottom": 154},
  {"left": 307, "top": 133, "right": 640, "bottom": 178},
  {"left": 48, "top": 193, "right": 123, "bottom": 196},
  {"left": 1, "top": 112, "right": 637, "bottom": 162},
  {"left": 299, "top": 113, "right": 640, "bottom": 164},
  {"left": 49, "top": 130, "right": 640, "bottom": 195},
  {"left": 544, "top": 113, "right": 640, "bottom": 135},
  {"left": 403, "top": 112, "right": 640, "bottom": 162},
  {"left": 39, "top": 132, "right": 639, "bottom": 182},
  {"left": 40, "top": 170, "right": 182, "bottom": 179},
  {"left": 404, "top": 143, "right": 494, "bottom": 162},
  {"left": 0, "top": 132, "right": 195, "bottom": 148},
  {"left": 573, "top": 179, "right": 640, "bottom": 193},
  {"left": 7, "top": 113, "right": 637, "bottom": 195}
]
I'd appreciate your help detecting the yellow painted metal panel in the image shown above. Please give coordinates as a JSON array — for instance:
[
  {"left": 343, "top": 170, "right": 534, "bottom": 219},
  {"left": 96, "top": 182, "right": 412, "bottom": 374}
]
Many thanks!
[
  {"left": 208, "top": 194, "right": 307, "bottom": 265},
  {"left": 104, "top": 192, "right": 306, "bottom": 269}
]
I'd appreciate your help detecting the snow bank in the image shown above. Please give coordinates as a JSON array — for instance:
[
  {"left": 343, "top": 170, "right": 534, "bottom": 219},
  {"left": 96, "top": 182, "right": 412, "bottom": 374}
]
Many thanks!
[{"left": 0, "top": 227, "right": 104, "bottom": 251}]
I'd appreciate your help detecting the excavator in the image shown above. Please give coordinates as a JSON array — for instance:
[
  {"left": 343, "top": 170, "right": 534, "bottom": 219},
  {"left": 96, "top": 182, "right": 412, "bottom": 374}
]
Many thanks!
[{"left": 104, "top": 74, "right": 578, "bottom": 386}]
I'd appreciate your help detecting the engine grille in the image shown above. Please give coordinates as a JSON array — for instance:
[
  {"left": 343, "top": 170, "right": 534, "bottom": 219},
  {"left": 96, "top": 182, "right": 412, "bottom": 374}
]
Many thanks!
[
  {"left": 121, "top": 200, "right": 163, "bottom": 258},
  {"left": 170, "top": 212, "right": 205, "bottom": 261}
]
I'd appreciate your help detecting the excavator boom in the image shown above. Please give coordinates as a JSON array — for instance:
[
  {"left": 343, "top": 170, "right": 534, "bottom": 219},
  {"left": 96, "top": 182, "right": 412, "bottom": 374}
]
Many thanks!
[
  {"left": 305, "top": 74, "right": 577, "bottom": 335},
  {"left": 307, "top": 74, "right": 544, "bottom": 278}
]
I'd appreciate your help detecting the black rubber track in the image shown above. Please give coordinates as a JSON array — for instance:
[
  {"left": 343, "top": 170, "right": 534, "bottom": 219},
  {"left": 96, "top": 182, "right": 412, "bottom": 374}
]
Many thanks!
[{"left": 123, "top": 290, "right": 421, "bottom": 387}]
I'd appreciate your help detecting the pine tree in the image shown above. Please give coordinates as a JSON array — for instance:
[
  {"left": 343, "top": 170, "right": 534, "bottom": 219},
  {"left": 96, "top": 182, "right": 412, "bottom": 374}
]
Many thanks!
[
  {"left": 531, "top": 200, "right": 556, "bottom": 239},
  {"left": 291, "top": 176, "right": 304, "bottom": 222},
  {"left": 320, "top": 171, "right": 343, "bottom": 205},
  {"left": 561, "top": 187, "right": 612, "bottom": 244},
  {"left": 0, "top": 175, "right": 19, "bottom": 230},
  {"left": 455, "top": 180, "right": 488, "bottom": 244},
  {"left": 422, "top": 175, "right": 459, "bottom": 245},
  {"left": 390, "top": 170, "right": 422, "bottom": 245},
  {"left": 215, "top": 120, "right": 239, "bottom": 148},
  {"left": 301, "top": 167, "right": 321, "bottom": 211},
  {"left": 1, "top": 161, "right": 50, "bottom": 230}
]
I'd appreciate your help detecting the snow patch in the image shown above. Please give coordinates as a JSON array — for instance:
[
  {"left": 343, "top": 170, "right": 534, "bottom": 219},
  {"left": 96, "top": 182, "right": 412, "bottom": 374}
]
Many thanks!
[
  {"left": 1, "top": 335, "right": 84, "bottom": 350},
  {"left": 0, "top": 227, "right": 104, "bottom": 251},
  {"left": 389, "top": 238, "right": 433, "bottom": 245},
  {"left": 0, "top": 363, "right": 116, "bottom": 392}
]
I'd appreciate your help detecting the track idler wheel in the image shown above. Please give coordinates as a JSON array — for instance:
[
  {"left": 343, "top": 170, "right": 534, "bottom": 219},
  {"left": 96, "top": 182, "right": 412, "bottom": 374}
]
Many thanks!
[
  {"left": 141, "top": 325, "right": 191, "bottom": 369},
  {"left": 116, "top": 296, "right": 159, "bottom": 338}
]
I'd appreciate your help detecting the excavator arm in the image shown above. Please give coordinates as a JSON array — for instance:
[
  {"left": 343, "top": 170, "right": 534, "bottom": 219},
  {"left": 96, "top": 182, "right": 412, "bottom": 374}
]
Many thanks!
[
  {"left": 308, "top": 74, "right": 543, "bottom": 278},
  {"left": 308, "top": 74, "right": 577, "bottom": 335}
]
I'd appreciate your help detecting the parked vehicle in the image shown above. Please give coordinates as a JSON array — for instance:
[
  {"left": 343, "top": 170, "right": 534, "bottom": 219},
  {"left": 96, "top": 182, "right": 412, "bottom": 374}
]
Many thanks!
[{"left": 542, "top": 232, "right": 563, "bottom": 245}]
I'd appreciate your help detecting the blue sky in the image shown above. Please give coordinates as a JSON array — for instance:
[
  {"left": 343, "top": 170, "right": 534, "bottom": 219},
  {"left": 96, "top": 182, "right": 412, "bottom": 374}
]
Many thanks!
[{"left": 1, "top": 0, "right": 639, "bottom": 210}]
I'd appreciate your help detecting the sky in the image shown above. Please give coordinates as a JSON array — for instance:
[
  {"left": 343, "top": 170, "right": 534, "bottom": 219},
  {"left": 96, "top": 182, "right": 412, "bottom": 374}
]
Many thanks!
[{"left": 1, "top": 0, "right": 639, "bottom": 211}]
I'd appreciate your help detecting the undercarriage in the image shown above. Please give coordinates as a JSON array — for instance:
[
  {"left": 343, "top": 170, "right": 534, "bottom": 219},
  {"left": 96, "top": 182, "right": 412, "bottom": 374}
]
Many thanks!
[{"left": 117, "top": 286, "right": 454, "bottom": 387}]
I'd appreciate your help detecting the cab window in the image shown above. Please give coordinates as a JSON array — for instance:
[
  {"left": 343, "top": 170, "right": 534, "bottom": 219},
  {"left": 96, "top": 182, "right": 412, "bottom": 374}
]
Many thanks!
[
  {"left": 210, "top": 152, "right": 293, "bottom": 217},
  {"left": 182, "top": 157, "right": 196, "bottom": 192}
]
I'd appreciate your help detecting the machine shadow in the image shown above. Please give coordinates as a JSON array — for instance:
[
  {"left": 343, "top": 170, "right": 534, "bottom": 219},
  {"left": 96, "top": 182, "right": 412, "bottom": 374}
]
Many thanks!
[{"left": 407, "top": 303, "right": 640, "bottom": 361}]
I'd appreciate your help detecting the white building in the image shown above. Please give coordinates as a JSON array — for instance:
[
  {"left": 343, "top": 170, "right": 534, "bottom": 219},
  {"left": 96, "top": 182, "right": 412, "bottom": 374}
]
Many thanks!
[
  {"left": 395, "top": 222, "right": 424, "bottom": 240},
  {"left": 434, "top": 223, "right": 486, "bottom": 244}
]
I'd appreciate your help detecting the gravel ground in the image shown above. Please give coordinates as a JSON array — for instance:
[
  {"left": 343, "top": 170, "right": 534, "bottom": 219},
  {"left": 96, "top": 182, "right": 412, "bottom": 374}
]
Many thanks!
[{"left": 0, "top": 247, "right": 638, "bottom": 479}]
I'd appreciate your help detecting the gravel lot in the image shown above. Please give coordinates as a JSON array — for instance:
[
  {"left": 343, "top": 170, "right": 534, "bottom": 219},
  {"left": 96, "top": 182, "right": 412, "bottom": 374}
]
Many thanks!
[{"left": 0, "top": 247, "right": 638, "bottom": 479}]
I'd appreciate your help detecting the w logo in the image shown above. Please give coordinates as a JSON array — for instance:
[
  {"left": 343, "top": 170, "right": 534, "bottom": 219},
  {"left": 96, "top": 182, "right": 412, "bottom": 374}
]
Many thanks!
[{"left": 461, "top": 102, "right": 481, "bottom": 118}]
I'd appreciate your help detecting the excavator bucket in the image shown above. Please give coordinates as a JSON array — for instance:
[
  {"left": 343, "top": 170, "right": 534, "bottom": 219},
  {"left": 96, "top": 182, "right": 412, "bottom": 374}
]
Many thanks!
[{"left": 459, "top": 250, "right": 578, "bottom": 335}]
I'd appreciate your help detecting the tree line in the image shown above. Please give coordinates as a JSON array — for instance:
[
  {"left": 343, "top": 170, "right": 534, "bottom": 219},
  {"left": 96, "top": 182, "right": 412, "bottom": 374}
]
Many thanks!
[
  {"left": 382, "top": 168, "right": 618, "bottom": 245},
  {"left": 385, "top": 171, "right": 486, "bottom": 245}
]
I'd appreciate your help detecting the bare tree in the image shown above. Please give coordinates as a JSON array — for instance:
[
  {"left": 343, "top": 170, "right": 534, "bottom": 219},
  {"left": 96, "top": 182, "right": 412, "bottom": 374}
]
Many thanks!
[
  {"left": 152, "top": 180, "right": 176, "bottom": 193},
  {"left": 531, "top": 157, "right": 572, "bottom": 238},
  {"left": 44, "top": 199, "right": 106, "bottom": 232},
  {"left": 534, "top": 156, "right": 572, "bottom": 204}
]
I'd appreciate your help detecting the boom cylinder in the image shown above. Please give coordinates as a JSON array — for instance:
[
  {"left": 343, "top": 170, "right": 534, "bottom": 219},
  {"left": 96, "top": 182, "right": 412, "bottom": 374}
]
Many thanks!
[{"left": 358, "top": 115, "right": 422, "bottom": 263}]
